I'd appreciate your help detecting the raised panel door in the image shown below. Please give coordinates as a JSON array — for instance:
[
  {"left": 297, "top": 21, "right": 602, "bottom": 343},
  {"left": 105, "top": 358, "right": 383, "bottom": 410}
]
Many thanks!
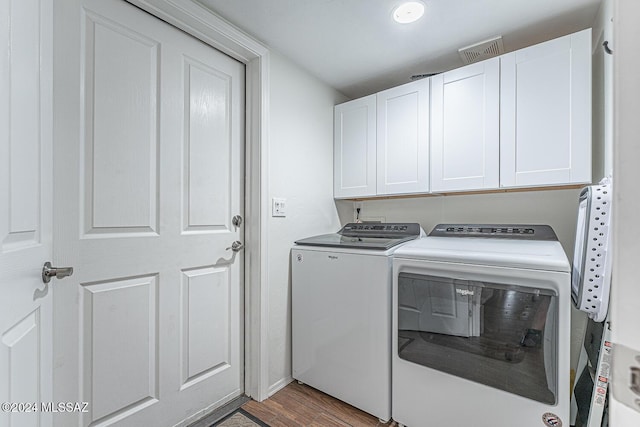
[
  {"left": 431, "top": 58, "right": 500, "bottom": 192},
  {"left": 0, "top": 1, "right": 53, "bottom": 426},
  {"left": 500, "top": 29, "right": 591, "bottom": 188},
  {"left": 53, "top": 1, "right": 244, "bottom": 426}
]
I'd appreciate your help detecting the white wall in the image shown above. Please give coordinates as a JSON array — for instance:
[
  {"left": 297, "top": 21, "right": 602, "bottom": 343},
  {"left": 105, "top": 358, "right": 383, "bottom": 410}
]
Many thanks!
[
  {"left": 611, "top": 0, "right": 640, "bottom": 424},
  {"left": 266, "top": 51, "right": 347, "bottom": 394},
  {"left": 262, "top": 46, "right": 587, "bottom": 392},
  {"left": 336, "top": 188, "right": 586, "bottom": 370},
  {"left": 265, "top": 5, "right": 610, "bottom": 396},
  {"left": 323, "top": 3, "right": 613, "bottom": 380}
]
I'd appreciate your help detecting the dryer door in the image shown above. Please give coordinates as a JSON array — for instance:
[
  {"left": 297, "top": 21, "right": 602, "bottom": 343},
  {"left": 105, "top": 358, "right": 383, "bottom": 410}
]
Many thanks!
[{"left": 397, "top": 271, "right": 558, "bottom": 405}]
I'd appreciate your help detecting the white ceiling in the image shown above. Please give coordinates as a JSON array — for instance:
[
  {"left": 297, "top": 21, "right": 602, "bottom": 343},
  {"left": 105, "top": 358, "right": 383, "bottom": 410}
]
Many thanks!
[{"left": 197, "top": 0, "right": 601, "bottom": 99}]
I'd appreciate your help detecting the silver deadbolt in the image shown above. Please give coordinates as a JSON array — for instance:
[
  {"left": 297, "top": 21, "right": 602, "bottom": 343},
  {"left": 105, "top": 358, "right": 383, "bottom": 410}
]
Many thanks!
[
  {"left": 232, "top": 215, "right": 243, "bottom": 227},
  {"left": 227, "top": 241, "right": 244, "bottom": 252},
  {"left": 42, "top": 262, "right": 74, "bottom": 284}
]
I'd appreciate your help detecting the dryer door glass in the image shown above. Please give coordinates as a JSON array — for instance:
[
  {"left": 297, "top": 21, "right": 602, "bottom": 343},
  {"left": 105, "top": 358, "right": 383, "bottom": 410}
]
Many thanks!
[{"left": 397, "top": 273, "right": 558, "bottom": 404}]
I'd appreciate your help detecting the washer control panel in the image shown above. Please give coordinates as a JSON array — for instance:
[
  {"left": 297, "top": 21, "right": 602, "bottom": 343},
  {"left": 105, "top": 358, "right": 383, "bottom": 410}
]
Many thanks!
[
  {"left": 343, "top": 224, "right": 408, "bottom": 232},
  {"left": 340, "top": 222, "right": 421, "bottom": 238}
]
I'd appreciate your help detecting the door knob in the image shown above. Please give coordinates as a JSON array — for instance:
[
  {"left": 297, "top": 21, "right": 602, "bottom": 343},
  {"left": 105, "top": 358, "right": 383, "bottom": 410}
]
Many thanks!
[
  {"left": 226, "top": 241, "right": 244, "bottom": 252},
  {"left": 232, "top": 215, "right": 243, "bottom": 227},
  {"left": 42, "top": 262, "right": 74, "bottom": 284}
]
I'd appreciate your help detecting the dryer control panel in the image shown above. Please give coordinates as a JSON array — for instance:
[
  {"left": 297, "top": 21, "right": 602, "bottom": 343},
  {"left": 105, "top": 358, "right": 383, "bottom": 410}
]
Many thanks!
[{"left": 429, "top": 224, "right": 558, "bottom": 241}]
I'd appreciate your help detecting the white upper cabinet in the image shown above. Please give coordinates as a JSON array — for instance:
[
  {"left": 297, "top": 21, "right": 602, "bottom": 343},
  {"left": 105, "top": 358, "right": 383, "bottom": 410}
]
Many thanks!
[
  {"left": 333, "top": 29, "right": 592, "bottom": 199},
  {"left": 334, "top": 95, "right": 377, "bottom": 198},
  {"left": 431, "top": 58, "right": 500, "bottom": 192},
  {"left": 376, "top": 78, "right": 430, "bottom": 195},
  {"left": 500, "top": 29, "right": 592, "bottom": 188}
]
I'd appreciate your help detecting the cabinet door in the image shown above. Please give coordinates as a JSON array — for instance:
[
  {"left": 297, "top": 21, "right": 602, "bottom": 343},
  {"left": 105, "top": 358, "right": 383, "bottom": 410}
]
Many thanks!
[
  {"left": 501, "top": 29, "right": 591, "bottom": 188},
  {"left": 334, "top": 95, "right": 377, "bottom": 198},
  {"left": 431, "top": 58, "right": 500, "bottom": 192},
  {"left": 377, "top": 78, "right": 430, "bottom": 195}
]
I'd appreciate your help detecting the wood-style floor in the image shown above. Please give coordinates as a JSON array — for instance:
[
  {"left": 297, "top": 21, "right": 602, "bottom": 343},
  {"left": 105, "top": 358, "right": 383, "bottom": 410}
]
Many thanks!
[{"left": 241, "top": 381, "right": 398, "bottom": 427}]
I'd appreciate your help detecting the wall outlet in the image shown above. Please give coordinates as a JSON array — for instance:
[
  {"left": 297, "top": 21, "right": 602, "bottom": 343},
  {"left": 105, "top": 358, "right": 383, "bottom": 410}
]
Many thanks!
[
  {"left": 272, "top": 197, "right": 286, "bottom": 217},
  {"left": 354, "top": 202, "right": 363, "bottom": 222}
]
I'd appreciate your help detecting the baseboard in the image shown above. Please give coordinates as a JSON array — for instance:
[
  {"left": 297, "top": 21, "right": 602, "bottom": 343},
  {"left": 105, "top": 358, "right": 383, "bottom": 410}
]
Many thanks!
[{"left": 267, "top": 376, "right": 293, "bottom": 397}]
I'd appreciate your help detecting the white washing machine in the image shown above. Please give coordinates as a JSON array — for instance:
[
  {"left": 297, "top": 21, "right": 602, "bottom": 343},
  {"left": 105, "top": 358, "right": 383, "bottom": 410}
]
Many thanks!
[
  {"left": 392, "top": 224, "right": 571, "bottom": 427},
  {"left": 292, "top": 223, "right": 424, "bottom": 422}
]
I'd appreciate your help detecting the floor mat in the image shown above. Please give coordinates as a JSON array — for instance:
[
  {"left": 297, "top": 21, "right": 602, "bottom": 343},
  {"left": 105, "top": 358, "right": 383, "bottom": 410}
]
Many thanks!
[{"left": 211, "top": 408, "right": 270, "bottom": 427}]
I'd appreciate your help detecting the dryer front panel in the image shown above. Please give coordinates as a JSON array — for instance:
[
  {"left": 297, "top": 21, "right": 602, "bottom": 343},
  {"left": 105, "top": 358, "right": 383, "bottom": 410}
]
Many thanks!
[{"left": 392, "top": 258, "right": 571, "bottom": 427}]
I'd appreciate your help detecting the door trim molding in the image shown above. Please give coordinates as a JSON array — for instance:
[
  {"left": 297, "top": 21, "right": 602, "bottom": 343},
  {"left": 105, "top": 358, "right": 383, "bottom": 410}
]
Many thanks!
[{"left": 124, "top": 0, "right": 270, "bottom": 401}]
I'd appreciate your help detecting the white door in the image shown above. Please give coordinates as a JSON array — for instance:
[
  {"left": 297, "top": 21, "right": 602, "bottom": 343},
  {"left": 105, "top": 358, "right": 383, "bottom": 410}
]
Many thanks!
[
  {"left": 377, "top": 79, "right": 430, "bottom": 195},
  {"left": 430, "top": 58, "right": 499, "bottom": 192},
  {"left": 0, "top": 1, "right": 53, "bottom": 426},
  {"left": 53, "top": 1, "right": 245, "bottom": 426},
  {"left": 334, "top": 95, "right": 377, "bottom": 198},
  {"left": 500, "top": 29, "right": 591, "bottom": 188}
]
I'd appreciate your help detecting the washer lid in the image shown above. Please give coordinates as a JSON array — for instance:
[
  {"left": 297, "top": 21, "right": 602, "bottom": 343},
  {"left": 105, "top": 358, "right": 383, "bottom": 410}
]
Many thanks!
[
  {"left": 294, "top": 222, "right": 423, "bottom": 250},
  {"left": 294, "top": 233, "right": 417, "bottom": 250},
  {"left": 394, "top": 236, "right": 570, "bottom": 273}
]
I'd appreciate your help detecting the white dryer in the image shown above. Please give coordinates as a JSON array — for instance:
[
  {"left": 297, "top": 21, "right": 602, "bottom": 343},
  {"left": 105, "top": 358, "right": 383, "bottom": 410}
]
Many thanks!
[
  {"left": 392, "top": 225, "right": 571, "bottom": 427},
  {"left": 292, "top": 223, "right": 424, "bottom": 422}
]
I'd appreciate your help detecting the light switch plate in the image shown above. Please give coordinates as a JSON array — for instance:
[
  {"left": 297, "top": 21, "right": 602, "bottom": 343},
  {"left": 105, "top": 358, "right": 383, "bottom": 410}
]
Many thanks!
[{"left": 272, "top": 197, "right": 286, "bottom": 217}]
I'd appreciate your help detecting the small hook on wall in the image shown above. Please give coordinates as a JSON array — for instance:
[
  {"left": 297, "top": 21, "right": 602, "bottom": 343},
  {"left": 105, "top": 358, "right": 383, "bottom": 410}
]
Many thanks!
[{"left": 603, "top": 41, "right": 613, "bottom": 55}]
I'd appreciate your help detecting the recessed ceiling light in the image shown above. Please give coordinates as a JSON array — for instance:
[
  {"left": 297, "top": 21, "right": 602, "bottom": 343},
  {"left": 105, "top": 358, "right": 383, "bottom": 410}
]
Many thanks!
[{"left": 393, "top": 1, "right": 425, "bottom": 24}]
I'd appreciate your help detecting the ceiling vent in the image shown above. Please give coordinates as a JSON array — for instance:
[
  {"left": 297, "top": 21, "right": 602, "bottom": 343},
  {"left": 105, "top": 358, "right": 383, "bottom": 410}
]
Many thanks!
[{"left": 458, "top": 36, "right": 505, "bottom": 65}]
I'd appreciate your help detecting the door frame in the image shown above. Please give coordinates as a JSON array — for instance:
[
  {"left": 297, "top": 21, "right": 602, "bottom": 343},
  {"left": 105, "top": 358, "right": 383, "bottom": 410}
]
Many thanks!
[{"left": 123, "top": 0, "right": 270, "bottom": 401}]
